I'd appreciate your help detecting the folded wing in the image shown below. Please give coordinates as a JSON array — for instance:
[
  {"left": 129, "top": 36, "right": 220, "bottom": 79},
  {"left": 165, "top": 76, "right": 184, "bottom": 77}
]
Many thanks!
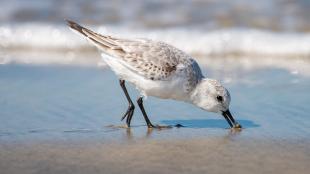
[{"left": 66, "top": 20, "right": 190, "bottom": 81}]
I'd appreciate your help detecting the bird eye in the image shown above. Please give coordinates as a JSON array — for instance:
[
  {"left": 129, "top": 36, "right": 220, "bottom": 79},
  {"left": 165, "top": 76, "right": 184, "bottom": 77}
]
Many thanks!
[{"left": 216, "top": 96, "right": 223, "bottom": 102}]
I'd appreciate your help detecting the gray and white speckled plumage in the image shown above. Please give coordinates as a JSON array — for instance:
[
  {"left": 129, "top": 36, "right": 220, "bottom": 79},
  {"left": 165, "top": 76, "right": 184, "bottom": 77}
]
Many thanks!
[
  {"left": 67, "top": 20, "right": 235, "bottom": 119},
  {"left": 67, "top": 20, "right": 204, "bottom": 95}
]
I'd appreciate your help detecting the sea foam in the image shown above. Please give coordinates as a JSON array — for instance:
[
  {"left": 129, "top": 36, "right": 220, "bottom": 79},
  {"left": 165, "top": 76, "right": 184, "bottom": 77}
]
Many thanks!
[{"left": 1, "top": 23, "right": 310, "bottom": 57}]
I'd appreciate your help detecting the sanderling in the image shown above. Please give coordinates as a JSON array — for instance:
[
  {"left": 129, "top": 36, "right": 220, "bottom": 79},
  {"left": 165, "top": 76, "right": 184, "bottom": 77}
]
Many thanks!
[{"left": 66, "top": 20, "right": 241, "bottom": 129}]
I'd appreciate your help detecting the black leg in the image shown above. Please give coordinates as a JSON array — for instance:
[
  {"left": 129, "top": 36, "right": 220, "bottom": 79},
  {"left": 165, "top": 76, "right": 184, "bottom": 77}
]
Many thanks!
[
  {"left": 136, "top": 97, "right": 155, "bottom": 128},
  {"left": 119, "top": 80, "right": 135, "bottom": 127}
]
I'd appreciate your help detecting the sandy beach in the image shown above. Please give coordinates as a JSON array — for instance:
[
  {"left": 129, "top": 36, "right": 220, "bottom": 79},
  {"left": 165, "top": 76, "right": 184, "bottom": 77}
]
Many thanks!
[{"left": 1, "top": 135, "right": 309, "bottom": 174}]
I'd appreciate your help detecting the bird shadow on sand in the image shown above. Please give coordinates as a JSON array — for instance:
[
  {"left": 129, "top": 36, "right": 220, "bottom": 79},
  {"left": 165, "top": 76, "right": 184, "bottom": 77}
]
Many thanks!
[{"left": 161, "top": 119, "right": 260, "bottom": 129}]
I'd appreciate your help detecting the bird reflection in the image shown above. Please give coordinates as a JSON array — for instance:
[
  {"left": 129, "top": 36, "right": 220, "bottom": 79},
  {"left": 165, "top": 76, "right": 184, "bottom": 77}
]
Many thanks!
[
  {"left": 122, "top": 125, "right": 242, "bottom": 140},
  {"left": 124, "top": 126, "right": 170, "bottom": 140},
  {"left": 107, "top": 122, "right": 243, "bottom": 141}
]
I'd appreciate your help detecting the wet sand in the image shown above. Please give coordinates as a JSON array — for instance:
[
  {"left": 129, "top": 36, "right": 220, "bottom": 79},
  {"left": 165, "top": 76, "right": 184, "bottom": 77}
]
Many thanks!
[{"left": 1, "top": 135, "right": 309, "bottom": 174}]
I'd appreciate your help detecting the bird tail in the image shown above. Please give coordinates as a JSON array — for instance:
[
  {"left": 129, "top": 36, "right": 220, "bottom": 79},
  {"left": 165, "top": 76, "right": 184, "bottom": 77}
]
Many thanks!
[{"left": 65, "top": 19, "right": 124, "bottom": 55}]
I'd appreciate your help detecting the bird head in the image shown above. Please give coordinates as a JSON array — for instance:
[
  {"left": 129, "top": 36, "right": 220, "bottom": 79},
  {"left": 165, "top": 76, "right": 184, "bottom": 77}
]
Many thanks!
[{"left": 190, "top": 78, "right": 241, "bottom": 128}]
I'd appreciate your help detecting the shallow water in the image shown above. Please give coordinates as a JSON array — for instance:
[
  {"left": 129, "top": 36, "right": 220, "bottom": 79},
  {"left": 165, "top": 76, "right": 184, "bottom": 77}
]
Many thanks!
[
  {"left": 0, "top": 59, "right": 309, "bottom": 142},
  {"left": 1, "top": 56, "right": 310, "bottom": 174}
]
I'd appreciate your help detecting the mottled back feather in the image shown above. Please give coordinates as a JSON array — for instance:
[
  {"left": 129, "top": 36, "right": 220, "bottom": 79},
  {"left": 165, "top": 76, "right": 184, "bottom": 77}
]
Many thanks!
[{"left": 66, "top": 20, "right": 203, "bottom": 89}]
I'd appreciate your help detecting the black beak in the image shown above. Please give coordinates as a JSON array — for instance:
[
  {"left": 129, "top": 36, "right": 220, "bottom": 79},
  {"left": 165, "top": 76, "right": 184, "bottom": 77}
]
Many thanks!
[{"left": 222, "top": 110, "right": 242, "bottom": 128}]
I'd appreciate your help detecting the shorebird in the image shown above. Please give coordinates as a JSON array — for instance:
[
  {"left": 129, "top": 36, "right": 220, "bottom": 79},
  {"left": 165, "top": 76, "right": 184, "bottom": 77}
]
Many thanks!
[{"left": 66, "top": 20, "right": 242, "bottom": 129}]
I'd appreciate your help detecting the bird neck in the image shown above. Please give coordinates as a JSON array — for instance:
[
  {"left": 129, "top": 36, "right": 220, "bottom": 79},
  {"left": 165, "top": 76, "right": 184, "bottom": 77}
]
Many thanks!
[{"left": 189, "top": 78, "right": 207, "bottom": 105}]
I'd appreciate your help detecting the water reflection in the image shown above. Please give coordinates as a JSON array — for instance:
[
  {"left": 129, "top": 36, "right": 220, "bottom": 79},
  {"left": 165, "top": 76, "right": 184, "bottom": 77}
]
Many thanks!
[
  {"left": 161, "top": 119, "right": 259, "bottom": 129},
  {"left": 122, "top": 125, "right": 173, "bottom": 140},
  {"left": 120, "top": 125, "right": 244, "bottom": 141}
]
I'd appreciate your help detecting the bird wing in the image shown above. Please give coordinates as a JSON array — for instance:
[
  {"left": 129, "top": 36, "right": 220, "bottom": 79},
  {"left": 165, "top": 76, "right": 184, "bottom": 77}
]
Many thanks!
[{"left": 66, "top": 20, "right": 189, "bottom": 81}]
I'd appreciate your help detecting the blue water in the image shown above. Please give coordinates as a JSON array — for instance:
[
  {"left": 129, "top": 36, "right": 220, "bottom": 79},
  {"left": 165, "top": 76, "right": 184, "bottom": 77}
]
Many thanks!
[
  {"left": 1, "top": 0, "right": 309, "bottom": 32},
  {"left": 0, "top": 63, "right": 309, "bottom": 142}
]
